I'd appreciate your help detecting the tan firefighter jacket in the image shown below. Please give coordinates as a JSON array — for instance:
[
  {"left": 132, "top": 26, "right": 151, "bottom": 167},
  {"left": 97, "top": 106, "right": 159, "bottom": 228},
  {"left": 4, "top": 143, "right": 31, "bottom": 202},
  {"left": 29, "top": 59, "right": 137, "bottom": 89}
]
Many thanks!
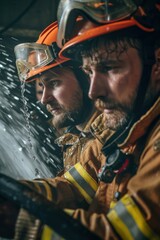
[
  {"left": 14, "top": 111, "right": 114, "bottom": 240},
  {"left": 16, "top": 98, "right": 160, "bottom": 240},
  {"left": 19, "top": 112, "right": 114, "bottom": 208},
  {"left": 69, "top": 97, "right": 160, "bottom": 239}
]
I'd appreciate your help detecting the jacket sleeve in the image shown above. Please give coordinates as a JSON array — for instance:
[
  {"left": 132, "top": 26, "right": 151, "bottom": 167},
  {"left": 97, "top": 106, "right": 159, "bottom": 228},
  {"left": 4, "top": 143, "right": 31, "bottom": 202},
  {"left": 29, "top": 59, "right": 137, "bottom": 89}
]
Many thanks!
[
  {"left": 20, "top": 137, "right": 103, "bottom": 209},
  {"left": 14, "top": 138, "right": 104, "bottom": 240}
]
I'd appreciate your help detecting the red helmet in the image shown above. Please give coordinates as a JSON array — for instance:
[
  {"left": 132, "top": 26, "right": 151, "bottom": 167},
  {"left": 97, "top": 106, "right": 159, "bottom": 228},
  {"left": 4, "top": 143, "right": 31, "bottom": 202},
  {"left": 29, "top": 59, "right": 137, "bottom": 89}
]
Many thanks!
[
  {"left": 57, "top": 0, "right": 160, "bottom": 58},
  {"left": 14, "top": 21, "right": 69, "bottom": 82}
]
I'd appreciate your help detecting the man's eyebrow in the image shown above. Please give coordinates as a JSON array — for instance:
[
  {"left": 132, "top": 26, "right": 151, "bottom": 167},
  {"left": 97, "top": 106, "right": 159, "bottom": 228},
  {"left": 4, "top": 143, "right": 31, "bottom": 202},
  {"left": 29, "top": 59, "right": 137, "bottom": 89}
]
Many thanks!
[
  {"left": 40, "top": 72, "right": 60, "bottom": 82},
  {"left": 83, "top": 59, "right": 119, "bottom": 69}
]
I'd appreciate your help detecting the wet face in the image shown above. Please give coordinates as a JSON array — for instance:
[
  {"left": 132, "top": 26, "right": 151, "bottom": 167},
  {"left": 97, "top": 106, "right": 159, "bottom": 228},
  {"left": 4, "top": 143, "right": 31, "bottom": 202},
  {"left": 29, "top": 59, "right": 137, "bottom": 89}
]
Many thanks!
[
  {"left": 82, "top": 42, "right": 143, "bottom": 131},
  {"left": 39, "top": 67, "right": 84, "bottom": 129}
]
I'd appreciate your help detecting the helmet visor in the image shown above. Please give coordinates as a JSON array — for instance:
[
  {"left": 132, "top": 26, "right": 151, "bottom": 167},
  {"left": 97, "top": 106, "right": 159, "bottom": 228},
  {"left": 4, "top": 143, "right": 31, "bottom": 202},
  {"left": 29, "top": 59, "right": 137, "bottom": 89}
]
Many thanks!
[
  {"left": 57, "top": 0, "right": 137, "bottom": 47},
  {"left": 14, "top": 43, "right": 55, "bottom": 81}
]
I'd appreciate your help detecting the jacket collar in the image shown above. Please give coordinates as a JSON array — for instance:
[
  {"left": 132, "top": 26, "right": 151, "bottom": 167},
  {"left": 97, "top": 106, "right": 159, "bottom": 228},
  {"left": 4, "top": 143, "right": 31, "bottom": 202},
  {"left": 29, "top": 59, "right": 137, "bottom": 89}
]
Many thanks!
[
  {"left": 56, "top": 97, "right": 160, "bottom": 150},
  {"left": 90, "top": 113, "right": 115, "bottom": 145},
  {"left": 55, "top": 111, "right": 101, "bottom": 147},
  {"left": 119, "top": 97, "right": 160, "bottom": 151},
  {"left": 94, "top": 98, "right": 160, "bottom": 155}
]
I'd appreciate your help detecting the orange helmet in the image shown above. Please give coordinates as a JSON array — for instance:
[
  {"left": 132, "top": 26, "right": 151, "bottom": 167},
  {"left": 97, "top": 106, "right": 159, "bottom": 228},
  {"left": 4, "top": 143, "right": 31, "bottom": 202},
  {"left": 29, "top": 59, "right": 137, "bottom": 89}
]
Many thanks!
[
  {"left": 57, "top": 0, "right": 160, "bottom": 58},
  {"left": 14, "top": 21, "right": 69, "bottom": 82}
]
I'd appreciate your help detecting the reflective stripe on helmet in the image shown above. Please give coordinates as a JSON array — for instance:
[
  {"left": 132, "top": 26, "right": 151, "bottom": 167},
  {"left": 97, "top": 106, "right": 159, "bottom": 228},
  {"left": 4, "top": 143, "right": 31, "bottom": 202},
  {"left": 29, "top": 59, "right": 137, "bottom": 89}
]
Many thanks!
[
  {"left": 107, "top": 194, "right": 160, "bottom": 240},
  {"left": 64, "top": 162, "right": 98, "bottom": 204}
]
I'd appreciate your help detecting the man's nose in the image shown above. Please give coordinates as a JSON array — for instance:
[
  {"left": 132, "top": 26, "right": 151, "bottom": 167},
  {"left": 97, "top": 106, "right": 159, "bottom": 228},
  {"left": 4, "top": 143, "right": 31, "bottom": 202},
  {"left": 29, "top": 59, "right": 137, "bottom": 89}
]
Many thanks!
[
  {"left": 88, "top": 71, "right": 106, "bottom": 100},
  {"left": 40, "top": 87, "right": 53, "bottom": 105}
]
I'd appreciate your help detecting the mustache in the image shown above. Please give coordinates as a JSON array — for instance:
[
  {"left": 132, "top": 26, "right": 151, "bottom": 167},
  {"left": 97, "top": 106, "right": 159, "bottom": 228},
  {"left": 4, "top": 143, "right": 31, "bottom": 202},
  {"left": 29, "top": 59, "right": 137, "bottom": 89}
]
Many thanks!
[
  {"left": 47, "top": 102, "right": 77, "bottom": 124},
  {"left": 95, "top": 99, "right": 106, "bottom": 111},
  {"left": 94, "top": 98, "right": 125, "bottom": 112},
  {"left": 46, "top": 102, "right": 62, "bottom": 112}
]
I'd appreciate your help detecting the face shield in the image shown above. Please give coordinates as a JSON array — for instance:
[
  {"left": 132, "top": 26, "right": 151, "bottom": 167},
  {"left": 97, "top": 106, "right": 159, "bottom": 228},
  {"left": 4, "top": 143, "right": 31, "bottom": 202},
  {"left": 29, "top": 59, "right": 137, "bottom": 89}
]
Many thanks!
[
  {"left": 57, "top": 0, "right": 137, "bottom": 47},
  {"left": 14, "top": 43, "right": 56, "bottom": 82}
]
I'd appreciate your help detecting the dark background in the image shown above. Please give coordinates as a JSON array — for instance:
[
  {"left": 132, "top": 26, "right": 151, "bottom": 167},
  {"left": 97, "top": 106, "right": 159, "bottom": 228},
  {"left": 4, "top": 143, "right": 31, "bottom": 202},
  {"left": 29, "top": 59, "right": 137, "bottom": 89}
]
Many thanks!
[{"left": 0, "top": 0, "right": 60, "bottom": 41}]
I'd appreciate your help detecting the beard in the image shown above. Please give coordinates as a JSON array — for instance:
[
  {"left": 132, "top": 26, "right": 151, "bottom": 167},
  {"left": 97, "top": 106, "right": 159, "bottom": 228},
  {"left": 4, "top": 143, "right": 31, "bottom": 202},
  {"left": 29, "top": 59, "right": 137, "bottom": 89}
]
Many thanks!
[
  {"left": 48, "top": 92, "right": 92, "bottom": 130},
  {"left": 51, "top": 108, "right": 83, "bottom": 129},
  {"left": 94, "top": 84, "right": 158, "bottom": 132},
  {"left": 95, "top": 98, "right": 132, "bottom": 131}
]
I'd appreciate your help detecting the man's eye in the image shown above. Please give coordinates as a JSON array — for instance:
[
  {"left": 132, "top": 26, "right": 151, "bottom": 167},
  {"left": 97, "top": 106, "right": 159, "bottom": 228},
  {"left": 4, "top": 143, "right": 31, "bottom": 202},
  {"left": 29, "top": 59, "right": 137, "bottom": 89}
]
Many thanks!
[
  {"left": 38, "top": 82, "right": 43, "bottom": 87},
  {"left": 38, "top": 81, "right": 44, "bottom": 89},
  {"left": 49, "top": 80, "right": 59, "bottom": 87},
  {"left": 101, "top": 66, "right": 113, "bottom": 73}
]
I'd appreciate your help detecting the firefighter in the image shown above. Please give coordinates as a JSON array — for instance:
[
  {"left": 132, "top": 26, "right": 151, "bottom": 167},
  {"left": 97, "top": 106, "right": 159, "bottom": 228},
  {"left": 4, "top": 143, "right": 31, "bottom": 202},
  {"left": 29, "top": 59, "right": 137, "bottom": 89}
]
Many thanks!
[
  {"left": 1, "top": 1, "right": 159, "bottom": 239},
  {"left": 0, "top": 22, "right": 113, "bottom": 239},
  {"left": 56, "top": 0, "right": 160, "bottom": 239},
  {"left": 14, "top": 21, "right": 100, "bottom": 172}
]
